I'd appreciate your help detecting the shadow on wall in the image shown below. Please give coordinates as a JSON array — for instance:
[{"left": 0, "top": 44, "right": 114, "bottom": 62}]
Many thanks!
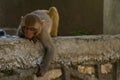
[{"left": 0, "top": 0, "right": 103, "bottom": 35}]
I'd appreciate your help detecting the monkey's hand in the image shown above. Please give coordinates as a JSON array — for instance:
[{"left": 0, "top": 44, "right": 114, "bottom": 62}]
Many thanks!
[{"left": 35, "top": 64, "right": 47, "bottom": 77}]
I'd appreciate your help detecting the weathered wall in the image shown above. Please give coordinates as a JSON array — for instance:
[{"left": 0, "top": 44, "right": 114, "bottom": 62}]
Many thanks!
[
  {"left": 0, "top": 0, "right": 103, "bottom": 35},
  {"left": 0, "top": 35, "right": 120, "bottom": 80},
  {"left": 103, "top": 0, "right": 120, "bottom": 34}
]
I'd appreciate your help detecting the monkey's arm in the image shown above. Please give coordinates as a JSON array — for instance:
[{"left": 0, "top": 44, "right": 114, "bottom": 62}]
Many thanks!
[{"left": 37, "top": 30, "right": 54, "bottom": 76}]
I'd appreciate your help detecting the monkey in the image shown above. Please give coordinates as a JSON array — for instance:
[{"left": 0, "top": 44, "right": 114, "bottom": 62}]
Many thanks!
[{"left": 16, "top": 6, "right": 59, "bottom": 77}]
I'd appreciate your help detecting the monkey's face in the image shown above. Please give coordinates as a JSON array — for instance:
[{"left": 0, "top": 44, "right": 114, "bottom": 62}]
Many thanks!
[
  {"left": 22, "top": 14, "right": 45, "bottom": 39},
  {"left": 23, "top": 27, "right": 36, "bottom": 39},
  {"left": 23, "top": 22, "right": 41, "bottom": 39}
]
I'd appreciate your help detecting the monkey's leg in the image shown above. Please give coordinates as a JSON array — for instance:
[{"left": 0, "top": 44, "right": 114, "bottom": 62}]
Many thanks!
[
  {"left": 61, "top": 65, "right": 71, "bottom": 80},
  {"left": 50, "top": 16, "right": 59, "bottom": 37},
  {"left": 70, "top": 68, "right": 94, "bottom": 80},
  {"left": 50, "top": 24, "right": 59, "bottom": 37},
  {"left": 60, "top": 64, "right": 98, "bottom": 80},
  {"left": 112, "top": 62, "right": 117, "bottom": 80},
  {"left": 94, "top": 64, "right": 102, "bottom": 80},
  {"left": 48, "top": 7, "right": 59, "bottom": 37}
]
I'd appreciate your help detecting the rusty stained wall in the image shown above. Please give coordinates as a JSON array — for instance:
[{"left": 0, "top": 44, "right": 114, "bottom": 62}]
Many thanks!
[{"left": 0, "top": 0, "right": 103, "bottom": 35}]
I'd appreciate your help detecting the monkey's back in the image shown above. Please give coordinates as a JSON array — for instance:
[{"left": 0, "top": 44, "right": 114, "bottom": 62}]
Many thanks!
[{"left": 30, "top": 10, "right": 52, "bottom": 33}]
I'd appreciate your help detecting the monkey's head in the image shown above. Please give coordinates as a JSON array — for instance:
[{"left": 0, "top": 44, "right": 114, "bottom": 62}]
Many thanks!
[{"left": 21, "top": 14, "right": 44, "bottom": 39}]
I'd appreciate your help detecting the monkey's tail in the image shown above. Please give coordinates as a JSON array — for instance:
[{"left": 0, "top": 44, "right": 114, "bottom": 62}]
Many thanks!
[{"left": 48, "top": 6, "right": 59, "bottom": 37}]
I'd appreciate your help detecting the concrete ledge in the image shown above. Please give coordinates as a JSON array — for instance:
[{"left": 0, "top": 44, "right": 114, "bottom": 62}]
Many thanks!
[{"left": 0, "top": 35, "right": 120, "bottom": 70}]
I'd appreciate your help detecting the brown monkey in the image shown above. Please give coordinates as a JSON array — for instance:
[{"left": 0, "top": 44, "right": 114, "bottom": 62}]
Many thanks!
[{"left": 17, "top": 7, "right": 59, "bottom": 77}]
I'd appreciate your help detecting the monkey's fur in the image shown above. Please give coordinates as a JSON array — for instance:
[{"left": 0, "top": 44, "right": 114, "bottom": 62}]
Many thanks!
[{"left": 17, "top": 7, "right": 59, "bottom": 77}]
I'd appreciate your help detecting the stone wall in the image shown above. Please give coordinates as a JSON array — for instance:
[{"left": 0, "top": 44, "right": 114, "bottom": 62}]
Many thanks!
[{"left": 0, "top": 35, "right": 120, "bottom": 80}]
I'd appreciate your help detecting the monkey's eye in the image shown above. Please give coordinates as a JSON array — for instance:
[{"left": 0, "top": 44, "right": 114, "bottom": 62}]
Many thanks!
[
  {"left": 29, "top": 28, "right": 37, "bottom": 31},
  {"left": 23, "top": 27, "right": 37, "bottom": 31}
]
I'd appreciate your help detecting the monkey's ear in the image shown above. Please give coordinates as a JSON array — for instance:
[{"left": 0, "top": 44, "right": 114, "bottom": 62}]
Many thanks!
[{"left": 40, "top": 20, "right": 45, "bottom": 27}]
